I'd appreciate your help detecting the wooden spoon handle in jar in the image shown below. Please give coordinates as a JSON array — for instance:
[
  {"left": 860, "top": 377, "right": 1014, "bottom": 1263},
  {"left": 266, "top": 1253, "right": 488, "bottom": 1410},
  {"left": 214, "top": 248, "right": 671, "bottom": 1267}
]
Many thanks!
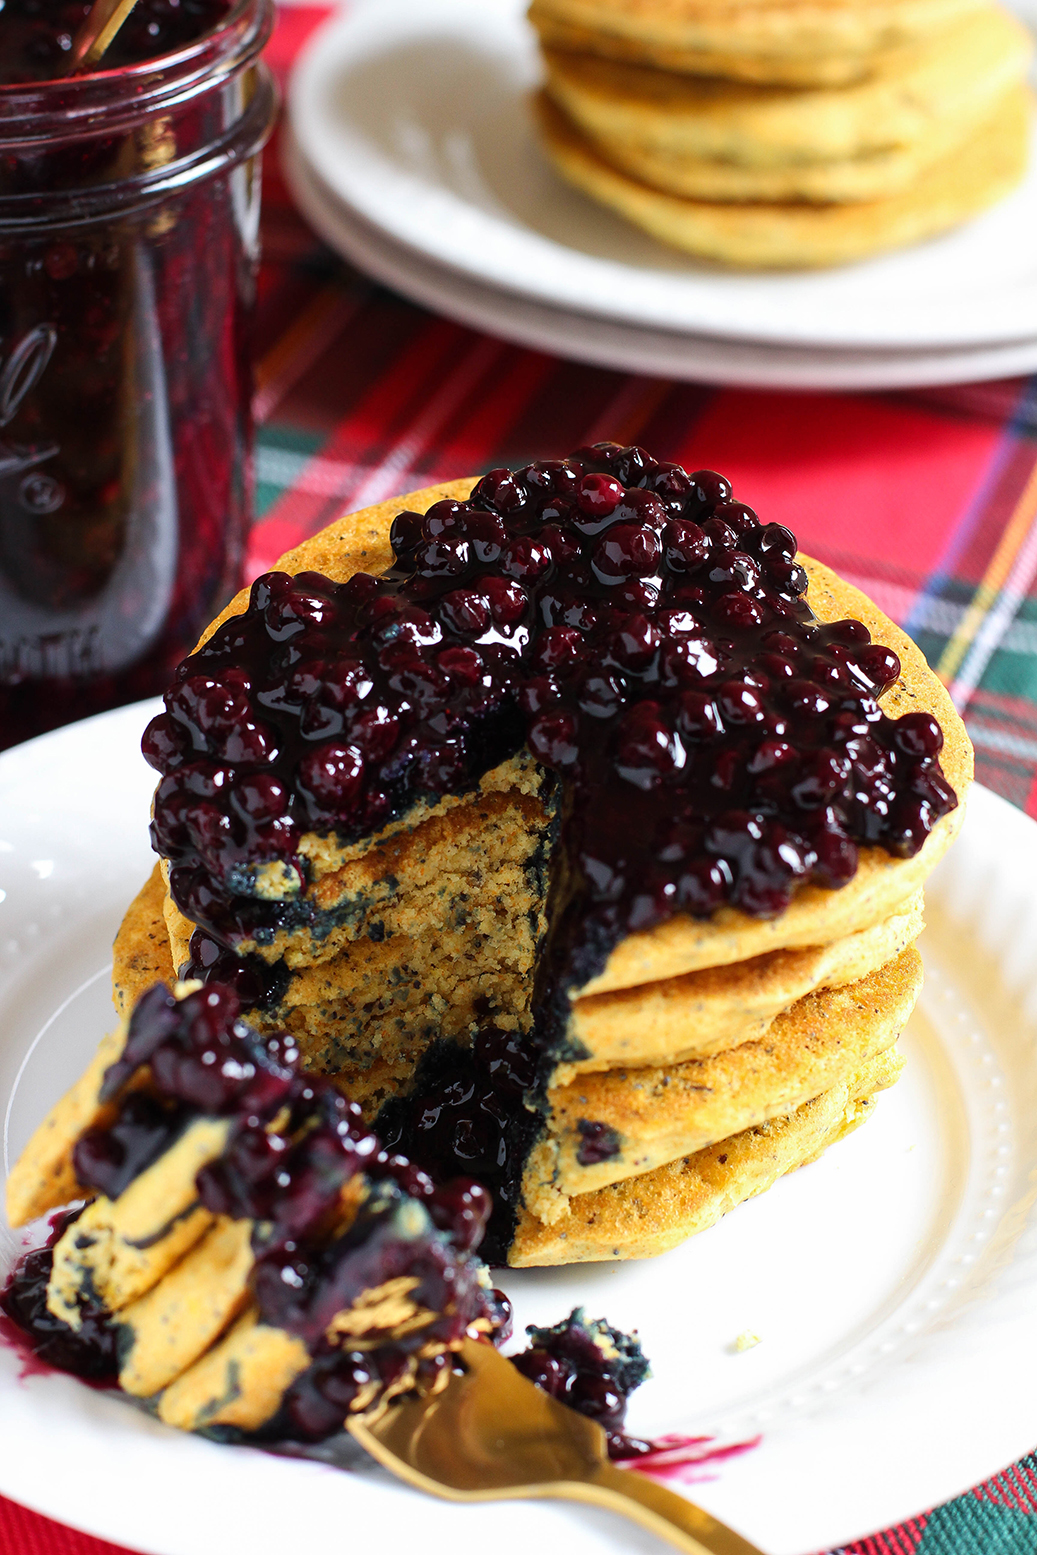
[{"left": 69, "top": 0, "right": 141, "bottom": 71}]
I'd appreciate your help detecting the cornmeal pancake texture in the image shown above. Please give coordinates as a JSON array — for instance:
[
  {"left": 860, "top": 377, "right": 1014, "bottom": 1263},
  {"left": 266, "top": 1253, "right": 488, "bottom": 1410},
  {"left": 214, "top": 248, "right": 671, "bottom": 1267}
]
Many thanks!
[
  {"left": 536, "top": 87, "right": 1031, "bottom": 267},
  {"left": 510, "top": 1046, "right": 906, "bottom": 1264},
  {"left": 528, "top": 0, "right": 988, "bottom": 84},
  {"left": 525, "top": 945, "right": 923, "bottom": 1219},
  {"left": 542, "top": 11, "right": 1030, "bottom": 165},
  {"left": 105, "top": 477, "right": 974, "bottom": 1266},
  {"left": 543, "top": 112, "right": 980, "bottom": 204},
  {"left": 540, "top": 9, "right": 1031, "bottom": 202}
]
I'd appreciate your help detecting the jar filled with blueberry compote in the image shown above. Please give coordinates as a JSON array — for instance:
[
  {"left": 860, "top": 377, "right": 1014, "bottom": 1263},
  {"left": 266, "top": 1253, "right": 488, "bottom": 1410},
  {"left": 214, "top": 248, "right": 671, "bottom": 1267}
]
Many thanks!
[{"left": 0, "top": 0, "right": 277, "bottom": 749}]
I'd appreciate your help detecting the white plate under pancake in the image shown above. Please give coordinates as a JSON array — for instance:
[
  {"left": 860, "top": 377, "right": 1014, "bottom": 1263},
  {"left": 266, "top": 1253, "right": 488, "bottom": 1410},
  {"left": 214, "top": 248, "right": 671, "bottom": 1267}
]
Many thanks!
[{"left": 1, "top": 701, "right": 1036, "bottom": 1554}]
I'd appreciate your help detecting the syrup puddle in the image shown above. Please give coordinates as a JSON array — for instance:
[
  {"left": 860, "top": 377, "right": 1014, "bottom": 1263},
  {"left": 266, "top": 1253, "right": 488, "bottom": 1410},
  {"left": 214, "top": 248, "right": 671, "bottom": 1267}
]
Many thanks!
[{"left": 625, "top": 1432, "right": 761, "bottom": 1485}]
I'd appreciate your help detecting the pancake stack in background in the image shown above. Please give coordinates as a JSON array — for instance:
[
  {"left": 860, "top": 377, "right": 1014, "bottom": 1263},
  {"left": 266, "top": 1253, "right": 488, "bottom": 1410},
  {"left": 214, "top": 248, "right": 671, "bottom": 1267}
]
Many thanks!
[{"left": 530, "top": 0, "right": 1034, "bottom": 266}]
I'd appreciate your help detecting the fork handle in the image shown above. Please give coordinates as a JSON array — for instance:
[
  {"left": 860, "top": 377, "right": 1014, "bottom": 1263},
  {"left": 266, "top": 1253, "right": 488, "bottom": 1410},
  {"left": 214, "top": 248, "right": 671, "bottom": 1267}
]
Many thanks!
[{"left": 572, "top": 1461, "right": 765, "bottom": 1555}]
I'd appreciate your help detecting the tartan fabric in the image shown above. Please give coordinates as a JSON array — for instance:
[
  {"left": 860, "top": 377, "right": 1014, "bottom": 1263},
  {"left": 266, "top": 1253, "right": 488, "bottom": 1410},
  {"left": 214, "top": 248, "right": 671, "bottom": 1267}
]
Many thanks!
[{"left": 4, "top": 4, "right": 1037, "bottom": 1550}]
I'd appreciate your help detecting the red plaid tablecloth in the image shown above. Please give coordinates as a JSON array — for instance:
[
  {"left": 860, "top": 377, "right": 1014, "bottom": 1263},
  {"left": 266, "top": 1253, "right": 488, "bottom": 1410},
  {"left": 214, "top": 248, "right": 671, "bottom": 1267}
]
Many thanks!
[{"left": 5, "top": 6, "right": 1037, "bottom": 1550}]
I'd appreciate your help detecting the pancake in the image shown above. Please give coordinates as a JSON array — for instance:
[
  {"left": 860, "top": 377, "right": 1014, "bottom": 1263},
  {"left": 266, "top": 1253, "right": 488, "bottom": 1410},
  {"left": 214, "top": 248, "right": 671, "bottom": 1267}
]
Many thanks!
[
  {"left": 117, "top": 869, "right": 923, "bottom": 1079},
  {"left": 526, "top": 944, "right": 922, "bottom": 1217},
  {"left": 532, "top": 12, "right": 945, "bottom": 87},
  {"left": 116, "top": 1217, "right": 255, "bottom": 1399},
  {"left": 528, "top": 0, "right": 988, "bottom": 85},
  {"left": 108, "top": 869, "right": 923, "bottom": 1228},
  {"left": 510, "top": 1044, "right": 904, "bottom": 1263},
  {"left": 562, "top": 892, "right": 922, "bottom": 1073},
  {"left": 158, "top": 477, "right": 970, "bottom": 994},
  {"left": 535, "top": 86, "right": 1032, "bottom": 267},
  {"left": 547, "top": 116, "right": 988, "bottom": 203},
  {"left": 46, "top": 1115, "right": 232, "bottom": 1326},
  {"left": 112, "top": 864, "right": 175, "bottom": 1017},
  {"left": 541, "top": 12, "right": 1032, "bottom": 168}
]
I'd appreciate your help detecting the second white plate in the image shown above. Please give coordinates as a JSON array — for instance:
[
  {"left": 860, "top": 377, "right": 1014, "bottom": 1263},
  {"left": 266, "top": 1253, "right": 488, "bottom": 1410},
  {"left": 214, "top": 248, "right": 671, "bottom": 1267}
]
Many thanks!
[
  {"left": 288, "top": 0, "right": 1037, "bottom": 353},
  {"left": 284, "top": 129, "right": 1037, "bottom": 390}
]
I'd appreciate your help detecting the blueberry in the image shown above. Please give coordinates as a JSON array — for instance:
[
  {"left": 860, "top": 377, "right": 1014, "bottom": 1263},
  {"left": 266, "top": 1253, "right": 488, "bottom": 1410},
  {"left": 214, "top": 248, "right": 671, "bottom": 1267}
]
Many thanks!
[{"left": 298, "top": 743, "right": 365, "bottom": 813}]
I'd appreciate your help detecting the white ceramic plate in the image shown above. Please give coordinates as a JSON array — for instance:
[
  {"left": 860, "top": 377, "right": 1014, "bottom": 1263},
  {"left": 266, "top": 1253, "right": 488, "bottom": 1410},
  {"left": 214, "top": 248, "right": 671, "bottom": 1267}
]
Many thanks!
[
  {"left": 287, "top": 0, "right": 1037, "bottom": 353},
  {"left": 284, "top": 129, "right": 1037, "bottom": 390},
  {"left": 2, "top": 703, "right": 1037, "bottom": 1555}
]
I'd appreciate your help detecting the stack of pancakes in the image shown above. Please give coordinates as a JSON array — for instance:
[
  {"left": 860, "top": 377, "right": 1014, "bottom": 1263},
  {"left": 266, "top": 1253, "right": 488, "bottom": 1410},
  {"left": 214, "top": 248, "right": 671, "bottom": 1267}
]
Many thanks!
[
  {"left": 110, "top": 481, "right": 972, "bottom": 1267},
  {"left": 530, "top": 0, "right": 1034, "bottom": 265}
]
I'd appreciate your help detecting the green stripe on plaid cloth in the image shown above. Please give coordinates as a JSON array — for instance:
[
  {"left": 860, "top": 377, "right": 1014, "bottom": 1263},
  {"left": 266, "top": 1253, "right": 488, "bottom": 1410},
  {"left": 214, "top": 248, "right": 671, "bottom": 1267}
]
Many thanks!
[{"left": 829, "top": 1451, "right": 1037, "bottom": 1553}]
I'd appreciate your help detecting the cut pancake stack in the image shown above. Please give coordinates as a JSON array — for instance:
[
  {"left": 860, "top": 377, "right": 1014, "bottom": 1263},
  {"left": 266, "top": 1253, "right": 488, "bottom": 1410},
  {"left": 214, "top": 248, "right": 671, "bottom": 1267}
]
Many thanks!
[
  {"left": 110, "top": 479, "right": 973, "bottom": 1267},
  {"left": 530, "top": 0, "right": 1034, "bottom": 265}
]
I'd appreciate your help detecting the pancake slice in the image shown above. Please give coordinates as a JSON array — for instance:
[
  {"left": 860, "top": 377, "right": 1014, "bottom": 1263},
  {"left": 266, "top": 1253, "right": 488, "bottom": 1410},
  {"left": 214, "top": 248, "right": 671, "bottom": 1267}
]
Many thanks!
[
  {"left": 116, "top": 1216, "right": 255, "bottom": 1398},
  {"left": 6, "top": 1024, "right": 128, "bottom": 1229},
  {"left": 113, "top": 864, "right": 175, "bottom": 1019},
  {"left": 46, "top": 1115, "right": 231, "bottom": 1326},
  {"left": 528, "top": 0, "right": 989, "bottom": 84},
  {"left": 526, "top": 944, "right": 922, "bottom": 1217},
  {"left": 157, "top": 1306, "right": 312, "bottom": 1432},
  {"left": 555, "top": 122, "right": 988, "bottom": 204},
  {"left": 510, "top": 1044, "right": 906, "bottom": 1264},
  {"left": 541, "top": 11, "right": 1032, "bottom": 168},
  {"left": 563, "top": 891, "right": 922, "bottom": 1074}
]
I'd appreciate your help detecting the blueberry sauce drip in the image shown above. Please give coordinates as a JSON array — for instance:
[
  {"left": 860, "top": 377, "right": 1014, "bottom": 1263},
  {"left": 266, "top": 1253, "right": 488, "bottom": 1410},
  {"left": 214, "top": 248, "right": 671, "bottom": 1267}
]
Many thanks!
[
  {"left": 1, "top": 1211, "right": 118, "bottom": 1382},
  {"left": 0, "top": 0, "right": 234, "bottom": 84},
  {"left": 145, "top": 444, "right": 955, "bottom": 968},
  {"left": 177, "top": 928, "right": 289, "bottom": 1012},
  {"left": 377, "top": 1030, "right": 540, "bottom": 1259},
  {"left": 511, "top": 1306, "right": 652, "bottom": 1460},
  {"left": 4, "top": 983, "right": 502, "bottom": 1429},
  {"left": 74, "top": 1092, "right": 192, "bottom": 1202}
]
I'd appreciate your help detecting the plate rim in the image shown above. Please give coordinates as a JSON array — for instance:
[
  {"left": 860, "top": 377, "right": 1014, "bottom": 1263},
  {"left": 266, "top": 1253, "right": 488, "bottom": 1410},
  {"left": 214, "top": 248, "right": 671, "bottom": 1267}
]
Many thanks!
[{"left": 282, "top": 130, "right": 1037, "bottom": 392}]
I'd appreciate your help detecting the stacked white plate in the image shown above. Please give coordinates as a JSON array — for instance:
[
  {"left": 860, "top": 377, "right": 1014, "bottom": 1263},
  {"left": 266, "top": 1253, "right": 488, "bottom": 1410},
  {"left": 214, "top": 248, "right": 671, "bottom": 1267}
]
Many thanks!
[{"left": 285, "top": 0, "right": 1037, "bottom": 391}]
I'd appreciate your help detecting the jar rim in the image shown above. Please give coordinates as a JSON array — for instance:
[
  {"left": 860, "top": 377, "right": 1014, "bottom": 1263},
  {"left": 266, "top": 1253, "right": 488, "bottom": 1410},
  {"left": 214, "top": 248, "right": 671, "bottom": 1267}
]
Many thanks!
[
  {"left": 0, "top": 0, "right": 275, "bottom": 144},
  {"left": 0, "top": 62, "right": 278, "bottom": 230}
]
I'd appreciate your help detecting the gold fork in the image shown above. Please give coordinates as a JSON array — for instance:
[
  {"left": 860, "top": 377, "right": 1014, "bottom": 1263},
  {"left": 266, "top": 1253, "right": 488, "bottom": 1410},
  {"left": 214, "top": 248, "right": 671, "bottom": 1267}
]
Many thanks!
[{"left": 348, "top": 1338, "right": 764, "bottom": 1555}]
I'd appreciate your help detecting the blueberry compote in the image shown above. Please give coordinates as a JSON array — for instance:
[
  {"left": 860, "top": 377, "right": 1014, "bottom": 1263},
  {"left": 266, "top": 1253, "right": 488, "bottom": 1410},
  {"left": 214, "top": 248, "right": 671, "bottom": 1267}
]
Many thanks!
[
  {"left": 1, "top": 1210, "right": 118, "bottom": 1382},
  {"left": 2, "top": 982, "right": 506, "bottom": 1435},
  {"left": 142, "top": 444, "right": 957, "bottom": 1255},
  {"left": 0, "top": 0, "right": 232, "bottom": 83},
  {"left": 511, "top": 1307, "right": 651, "bottom": 1460}
]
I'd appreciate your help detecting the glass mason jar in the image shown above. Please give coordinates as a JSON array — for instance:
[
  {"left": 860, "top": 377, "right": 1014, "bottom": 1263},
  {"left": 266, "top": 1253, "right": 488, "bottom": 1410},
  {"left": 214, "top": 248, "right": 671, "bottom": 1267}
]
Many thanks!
[{"left": 0, "top": 0, "right": 277, "bottom": 749}]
